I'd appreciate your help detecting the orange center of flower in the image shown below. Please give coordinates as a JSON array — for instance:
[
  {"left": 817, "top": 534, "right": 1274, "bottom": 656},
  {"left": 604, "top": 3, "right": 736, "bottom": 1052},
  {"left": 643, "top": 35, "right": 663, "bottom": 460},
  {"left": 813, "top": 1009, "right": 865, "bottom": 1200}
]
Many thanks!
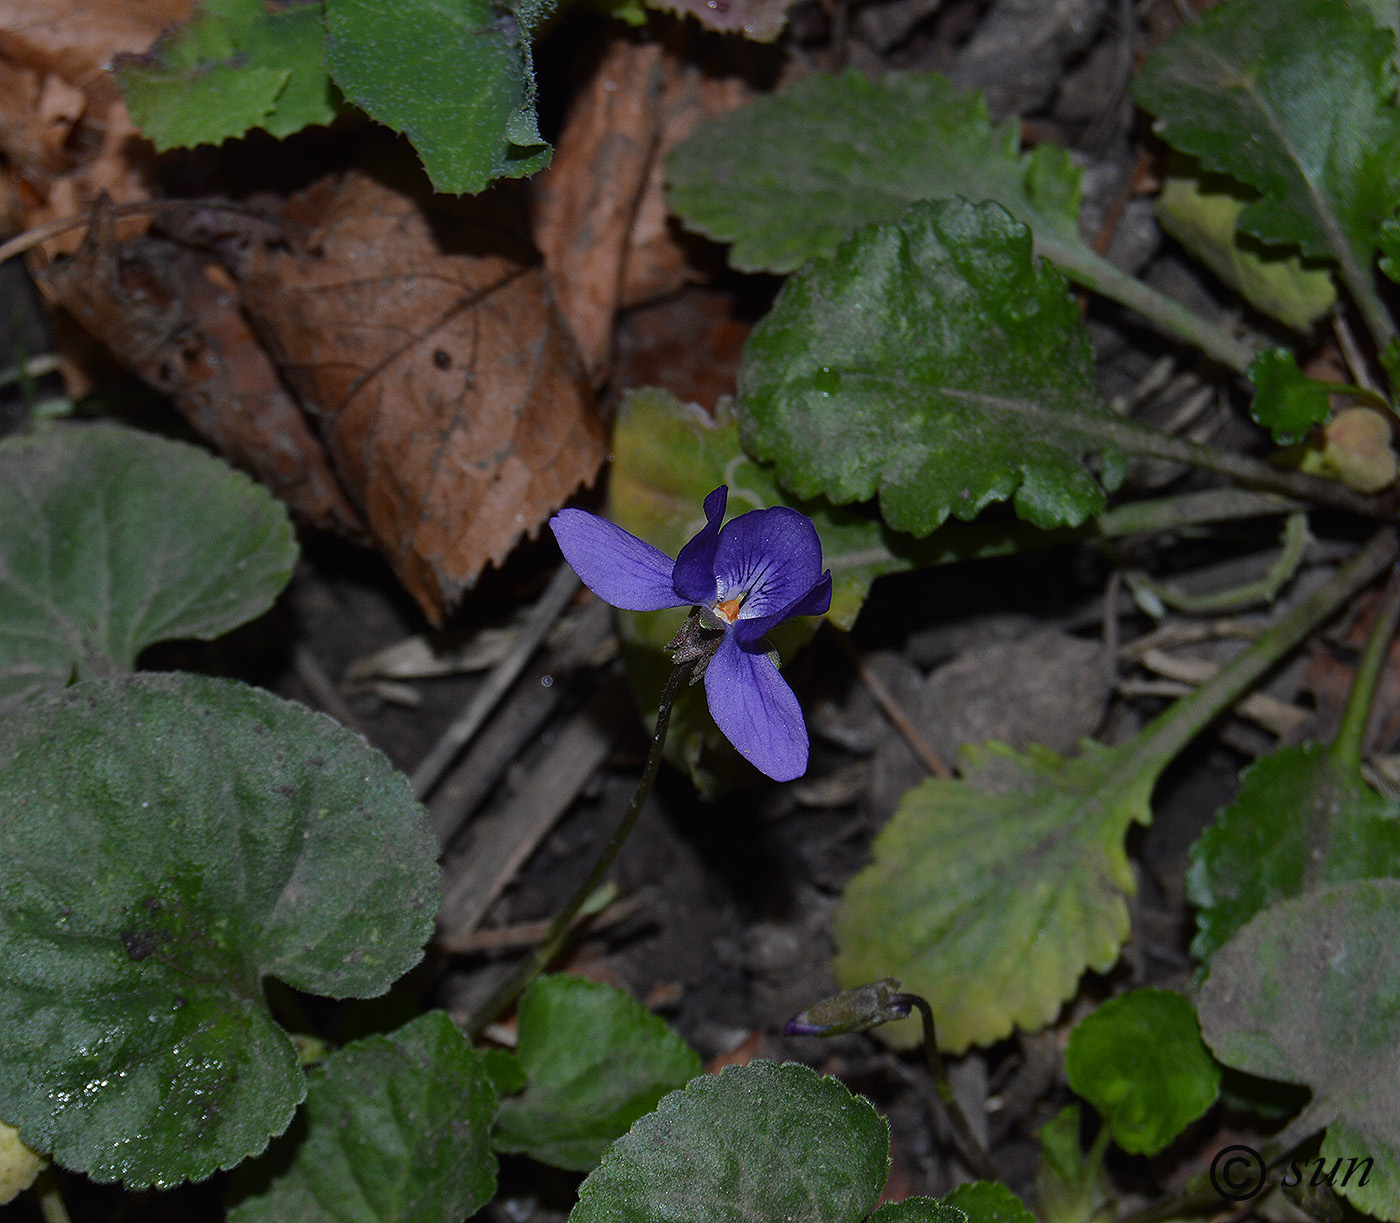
[{"left": 715, "top": 597, "right": 744, "bottom": 623}]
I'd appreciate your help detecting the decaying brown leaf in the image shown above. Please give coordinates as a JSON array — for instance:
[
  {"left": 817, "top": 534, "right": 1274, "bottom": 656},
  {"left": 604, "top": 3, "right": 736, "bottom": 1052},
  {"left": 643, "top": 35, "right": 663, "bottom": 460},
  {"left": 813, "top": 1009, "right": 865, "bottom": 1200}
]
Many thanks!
[
  {"left": 36, "top": 201, "right": 363, "bottom": 533},
  {"left": 0, "top": 0, "right": 186, "bottom": 238},
  {"left": 533, "top": 27, "right": 760, "bottom": 383},
  {"left": 237, "top": 168, "right": 605, "bottom": 625}
]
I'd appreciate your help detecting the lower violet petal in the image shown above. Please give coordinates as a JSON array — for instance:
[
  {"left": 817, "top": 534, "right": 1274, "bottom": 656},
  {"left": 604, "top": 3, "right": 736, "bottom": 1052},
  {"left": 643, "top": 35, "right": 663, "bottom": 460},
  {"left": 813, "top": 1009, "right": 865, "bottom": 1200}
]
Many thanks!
[
  {"left": 550, "top": 510, "right": 684, "bottom": 611},
  {"left": 703, "top": 633, "right": 809, "bottom": 782}
]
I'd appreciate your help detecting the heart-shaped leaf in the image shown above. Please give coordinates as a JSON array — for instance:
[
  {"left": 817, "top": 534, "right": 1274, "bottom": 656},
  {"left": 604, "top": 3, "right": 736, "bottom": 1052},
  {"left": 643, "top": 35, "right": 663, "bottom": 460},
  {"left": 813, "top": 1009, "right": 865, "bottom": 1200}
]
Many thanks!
[
  {"left": 1064, "top": 989, "right": 1219, "bottom": 1156},
  {"left": 0, "top": 424, "right": 296, "bottom": 712},
  {"left": 493, "top": 975, "right": 701, "bottom": 1171},
  {"left": 569, "top": 1061, "right": 889, "bottom": 1223},
  {"left": 226, "top": 1012, "right": 498, "bottom": 1222},
  {"left": 0, "top": 673, "right": 439, "bottom": 1188},
  {"left": 1199, "top": 880, "right": 1400, "bottom": 1221}
]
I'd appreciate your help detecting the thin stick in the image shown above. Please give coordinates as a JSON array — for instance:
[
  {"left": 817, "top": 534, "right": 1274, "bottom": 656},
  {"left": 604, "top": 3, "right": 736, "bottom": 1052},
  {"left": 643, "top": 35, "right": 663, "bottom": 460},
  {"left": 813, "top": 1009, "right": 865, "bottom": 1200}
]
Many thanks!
[
  {"left": 891, "top": 992, "right": 999, "bottom": 1183},
  {"left": 0, "top": 199, "right": 268, "bottom": 267},
  {"left": 464, "top": 659, "right": 695, "bottom": 1036},
  {"left": 832, "top": 630, "right": 950, "bottom": 777},
  {"left": 411, "top": 565, "right": 580, "bottom": 799}
]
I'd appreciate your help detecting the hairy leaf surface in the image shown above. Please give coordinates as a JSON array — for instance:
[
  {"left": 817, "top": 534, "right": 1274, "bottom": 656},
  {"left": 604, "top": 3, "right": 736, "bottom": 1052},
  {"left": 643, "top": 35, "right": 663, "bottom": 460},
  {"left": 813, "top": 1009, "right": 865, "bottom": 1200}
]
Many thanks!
[
  {"left": 0, "top": 424, "right": 295, "bottom": 712},
  {"left": 325, "top": 0, "right": 551, "bottom": 193},
  {"left": 494, "top": 975, "right": 701, "bottom": 1171},
  {"left": 226, "top": 1012, "right": 497, "bottom": 1222},
  {"left": 1199, "top": 880, "right": 1400, "bottom": 1221},
  {"left": 569, "top": 1061, "right": 888, "bottom": 1223},
  {"left": 0, "top": 674, "right": 439, "bottom": 1187}
]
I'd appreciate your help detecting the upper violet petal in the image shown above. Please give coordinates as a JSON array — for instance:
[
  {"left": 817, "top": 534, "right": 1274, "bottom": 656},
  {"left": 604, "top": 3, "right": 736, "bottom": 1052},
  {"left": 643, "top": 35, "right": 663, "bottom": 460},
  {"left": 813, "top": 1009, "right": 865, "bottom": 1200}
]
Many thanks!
[
  {"left": 703, "top": 632, "right": 810, "bottom": 782},
  {"left": 734, "top": 570, "right": 833, "bottom": 645},
  {"left": 673, "top": 485, "right": 728, "bottom": 604},
  {"left": 550, "top": 510, "right": 685, "bottom": 611},
  {"left": 714, "top": 507, "right": 824, "bottom": 621}
]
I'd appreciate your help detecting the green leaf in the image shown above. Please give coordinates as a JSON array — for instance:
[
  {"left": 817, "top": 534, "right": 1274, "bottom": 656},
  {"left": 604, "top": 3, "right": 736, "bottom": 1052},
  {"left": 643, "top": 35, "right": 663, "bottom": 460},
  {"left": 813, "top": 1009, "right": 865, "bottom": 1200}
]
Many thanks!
[
  {"left": 1033, "top": 1105, "right": 1112, "bottom": 1223},
  {"left": 493, "top": 975, "right": 702, "bottom": 1172},
  {"left": 481, "top": 1047, "right": 526, "bottom": 1097},
  {"left": 1247, "top": 350, "right": 1336, "bottom": 444},
  {"left": 1199, "top": 879, "right": 1400, "bottom": 1222},
  {"left": 834, "top": 738, "right": 1152, "bottom": 1052},
  {"left": 669, "top": 69, "right": 1082, "bottom": 276},
  {"left": 944, "top": 1181, "right": 1035, "bottom": 1223},
  {"left": 115, "top": 0, "right": 338, "bottom": 149},
  {"left": 0, "top": 673, "right": 439, "bottom": 1188},
  {"left": 872, "top": 1201, "right": 967, "bottom": 1223},
  {"left": 1064, "top": 989, "right": 1219, "bottom": 1156},
  {"left": 324, "top": 0, "right": 551, "bottom": 194},
  {"left": 569, "top": 1061, "right": 890, "bottom": 1223},
  {"left": 1187, "top": 742, "right": 1400, "bottom": 966},
  {"left": 739, "top": 200, "right": 1118, "bottom": 536},
  {"left": 1133, "top": 0, "right": 1400, "bottom": 277},
  {"left": 1156, "top": 160, "right": 1336, "bottom": 332},
  {"left": 666, "top": 68, "right": 1260, "bottom": 374},
  {"left": 0, "top": 424, "right": 296, "bottom": 714},
  {"left": 226, "top": 1012, "right": 497, "bottom": 1223}
]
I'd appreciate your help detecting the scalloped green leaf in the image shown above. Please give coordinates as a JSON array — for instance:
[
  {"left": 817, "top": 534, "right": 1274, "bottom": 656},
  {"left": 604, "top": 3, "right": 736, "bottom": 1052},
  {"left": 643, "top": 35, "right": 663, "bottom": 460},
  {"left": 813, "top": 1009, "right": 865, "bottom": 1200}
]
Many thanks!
[
  {"left": 833, "top": 739, "right": 1151, "bottom": 1052},
  {"left": 874, "top": 1199, "right": 968, "bottom": 1223},
  {"left": 0, "top": 424, "right": 297, "bottom": 713},
  {"left": 1199, "top": 880, "right": 1400, "bottom": 1221},
  {"left": 1247, "top": 350, "right": 1336, "bottom": 444},
  {"left": 569, "top": 1061, "right": 889, "bottom": 1223},
  {"left": 324, "top": 0, "right": 551, "bottom": 194},
  {"left": 1064, "top": 989, "right": 1219, "bottom": 1156},
  {"left": 667, "top": 69, "right": 1084, "bottom": 276},
  {"left": 1187, "top": 742, "right": 1400, "bottom": 967},
  {"left": 493, "top": 975, "right": 701, "bottom": 1172},
  {"left": 0, "top": 673, "right": 439, "bottom": 1188},
  {"left": 943, "top": 1181, "right": 1035, "bottom": 1223},
  {"left": 1133, "top": 0, "right": 1400, "bottom": 276},
  {"left": 115, "top": 0, "right": 338, "bottom": 149},
  {"left": 1156, "top": 162, "right": 1336, "bottom": 332},
  {"left": 226, "top": 1012, "right": 497, "bottom": 1223},
  {"left": 739, "top": 200, "right": 1120, "bottom": 536}
]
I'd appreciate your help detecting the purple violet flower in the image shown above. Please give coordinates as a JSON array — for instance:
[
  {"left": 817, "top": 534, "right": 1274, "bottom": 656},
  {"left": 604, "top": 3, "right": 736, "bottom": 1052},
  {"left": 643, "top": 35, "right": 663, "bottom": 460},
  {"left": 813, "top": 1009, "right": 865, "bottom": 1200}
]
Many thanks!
[{"left": 549, "top": 486, "right": 832, "bottom": 782}]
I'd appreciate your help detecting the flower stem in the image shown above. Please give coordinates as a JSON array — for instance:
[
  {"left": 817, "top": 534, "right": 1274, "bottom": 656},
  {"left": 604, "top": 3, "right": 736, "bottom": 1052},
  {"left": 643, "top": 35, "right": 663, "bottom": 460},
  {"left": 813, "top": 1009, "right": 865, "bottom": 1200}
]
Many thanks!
[
  {"left": 890, "top": 991, "right": 1000, "bottom": 1184},
  {"left": 464, "top": 660, "right": 696, "bottom": 1037}
]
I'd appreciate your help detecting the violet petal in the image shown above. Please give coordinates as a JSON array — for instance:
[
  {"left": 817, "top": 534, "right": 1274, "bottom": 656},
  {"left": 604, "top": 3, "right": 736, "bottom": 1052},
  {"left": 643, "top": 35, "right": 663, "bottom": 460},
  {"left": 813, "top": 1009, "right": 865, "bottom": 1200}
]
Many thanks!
[
  {"left": 549, "top": 510, "right": 684, "bottom": 611},
  {"left": 672, "top": 485, "right": 727, "bottom": 604},
  {"left": 735, "top": 570, "right": 833, "bottom": 645},
  {"left": 704, "top": 632, "right": 809, "bottom": 782},
  {"left": 714, "top": 507, "right": 824, "bottom": 623}
]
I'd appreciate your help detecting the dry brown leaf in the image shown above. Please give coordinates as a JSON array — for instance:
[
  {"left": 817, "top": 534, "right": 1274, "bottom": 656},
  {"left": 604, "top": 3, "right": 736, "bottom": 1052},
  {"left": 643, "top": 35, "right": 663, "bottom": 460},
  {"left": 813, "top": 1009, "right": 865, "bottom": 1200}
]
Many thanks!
[
  {"left": 0, "top": 0, "right": 185, "bottom": 237},
  {"left": 532, "top": 27, "right": 759, "bottom": 384},
  {"left": 36, "top": 201, "right": 363, "bottom": 533},
  {"left": 238, "top": 168, "right": 606, "bottom": 625},
  {"left": 533, "top": 35, "right": 667, "bottom": 383}
]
